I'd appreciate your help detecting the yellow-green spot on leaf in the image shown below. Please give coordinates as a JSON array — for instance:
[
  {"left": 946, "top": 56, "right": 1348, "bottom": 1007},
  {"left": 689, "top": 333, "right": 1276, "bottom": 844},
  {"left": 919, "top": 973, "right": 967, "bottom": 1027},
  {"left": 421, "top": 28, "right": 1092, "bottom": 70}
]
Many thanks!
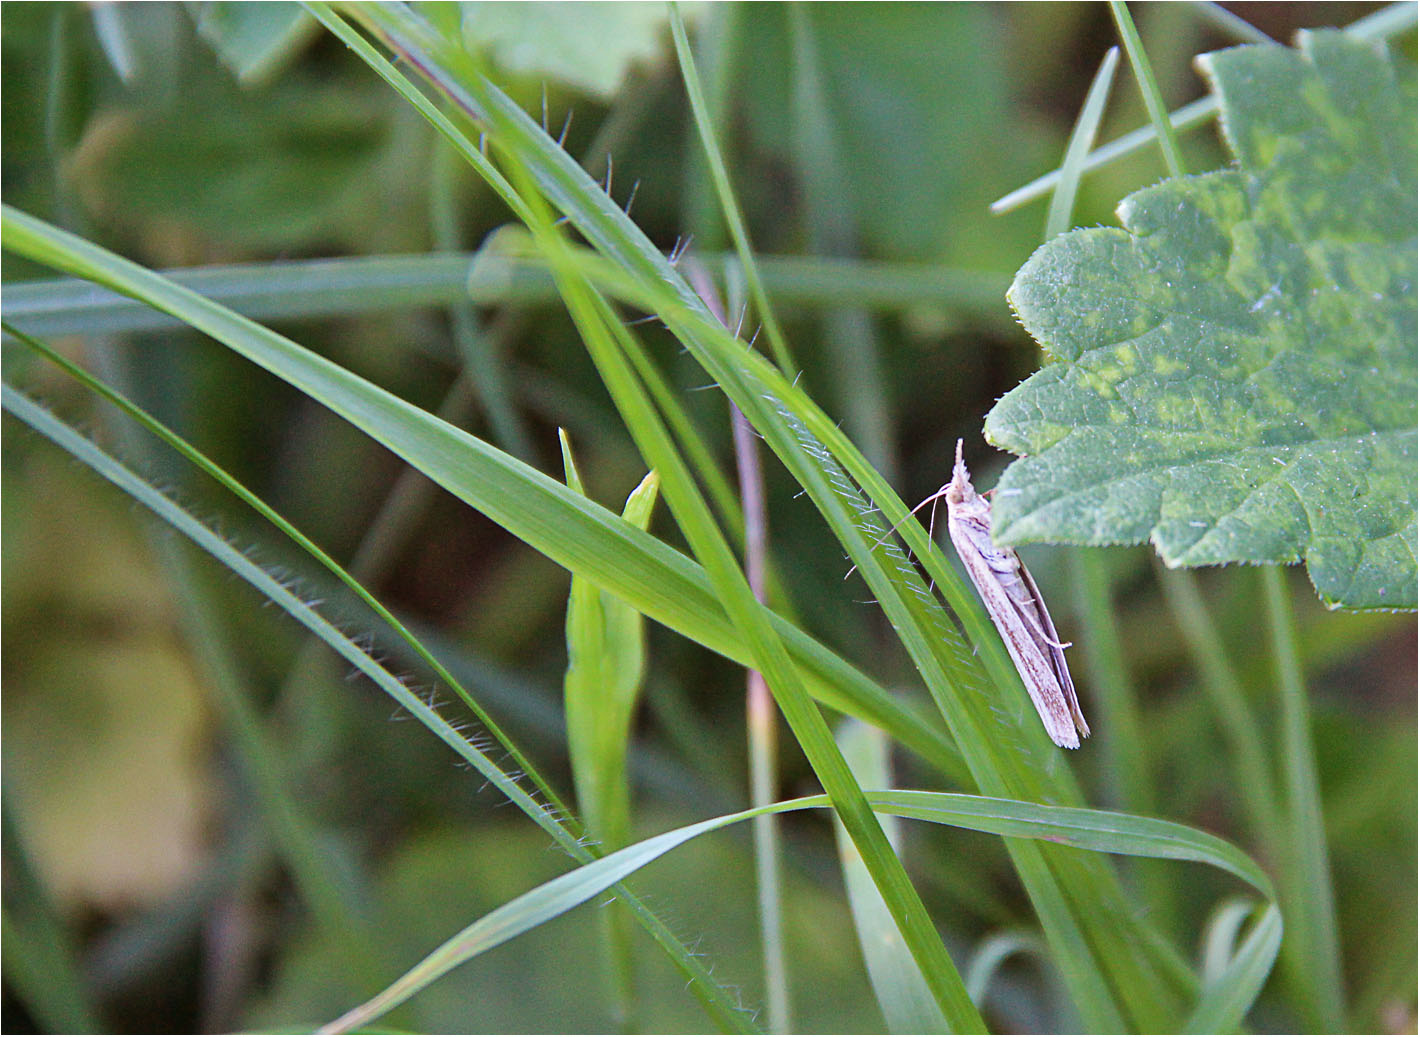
[
  {"left": 1152, "top": 353, "right": 1187, "bottom": 376},
  {"left": 1081, "top": 368, "right": 1119, "bottom": 400},
  {"left": 1153, "top": 394, "right": 1196, "bottom": 427},
  {"left": 1112, "top": 342, "right": 1141, "bottom": 374}
]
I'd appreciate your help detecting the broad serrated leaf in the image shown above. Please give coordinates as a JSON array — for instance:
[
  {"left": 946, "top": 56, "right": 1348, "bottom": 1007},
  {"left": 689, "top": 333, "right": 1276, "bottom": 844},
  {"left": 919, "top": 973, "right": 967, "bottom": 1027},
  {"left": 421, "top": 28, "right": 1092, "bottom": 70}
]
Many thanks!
[
  {"left": 986, "top": 31, "right": 1417, "bottom": 611},
  {"left": 190, "top": 2, "right": 319, "bottom": 85},
  {"left": 459, "top": 2, "right": 673, "bottom": 101}
]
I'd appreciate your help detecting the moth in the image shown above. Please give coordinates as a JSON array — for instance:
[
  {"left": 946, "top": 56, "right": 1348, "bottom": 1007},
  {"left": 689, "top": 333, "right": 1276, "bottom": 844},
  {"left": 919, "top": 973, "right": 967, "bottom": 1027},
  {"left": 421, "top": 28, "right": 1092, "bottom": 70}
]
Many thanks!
[{"left": 936, "top": 440, "right": 1089, "bottom": 749}]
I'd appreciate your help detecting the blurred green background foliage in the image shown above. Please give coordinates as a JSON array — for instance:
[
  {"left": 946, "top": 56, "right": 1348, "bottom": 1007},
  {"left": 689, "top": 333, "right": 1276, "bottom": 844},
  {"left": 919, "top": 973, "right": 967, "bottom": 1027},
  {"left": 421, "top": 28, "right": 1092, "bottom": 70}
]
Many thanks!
[{"left": 2, "top": 3, "right": 1413, "bottom": 1032}]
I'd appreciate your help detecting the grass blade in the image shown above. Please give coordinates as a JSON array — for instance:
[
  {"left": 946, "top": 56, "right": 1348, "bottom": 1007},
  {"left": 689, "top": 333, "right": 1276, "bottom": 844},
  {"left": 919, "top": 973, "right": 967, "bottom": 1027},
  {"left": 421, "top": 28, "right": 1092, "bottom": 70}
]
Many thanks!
[
  {"left": 1264, "top": 566, "right": 1345, "bottom": 1030},
  {"left": 1108, "top": 1, "right": 1187, "bottom": 178},
  {"left": 0, "top": 804, "right": 103, "bottom": 1033},
  {"left": 4, "top": 253, "right": 1011, "bottom": 338},
  {"left": 320, "top": 789, "right": 1278, "bottom": 1033},
  {"left": 1186, "top": 2, "right": 1275, "bottom": 45},
  {"left": 560, "top": 441, "right": 657, "bottom": 853},
  {"left": 1045, "top": 46, "right": 1119, "bottom": 240},
  {"left": 834, "top": 722, "right": 950, "bottom": 1034},
  {"left": 560, "top": 433, "right": 654, "bottom": 1026},
  {"left": 965, "top": 931, "right": 1051, "bottom": 1011},
  {"left": 1158, "top": 568, "right": 1279, "bottom": 851},
  {"left": 1185, "top": 905, "right": 1285, "bottom": 1033},
  {"left": 668, "top": 2, "right": 793, "bottom": 376}
]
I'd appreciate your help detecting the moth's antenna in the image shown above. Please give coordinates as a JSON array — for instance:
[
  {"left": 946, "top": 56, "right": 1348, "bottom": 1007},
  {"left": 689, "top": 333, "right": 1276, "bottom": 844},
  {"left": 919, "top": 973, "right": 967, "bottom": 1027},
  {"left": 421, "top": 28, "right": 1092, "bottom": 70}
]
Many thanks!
[{"left": 844, "top": 486, "right": 948, "bottom": 579}]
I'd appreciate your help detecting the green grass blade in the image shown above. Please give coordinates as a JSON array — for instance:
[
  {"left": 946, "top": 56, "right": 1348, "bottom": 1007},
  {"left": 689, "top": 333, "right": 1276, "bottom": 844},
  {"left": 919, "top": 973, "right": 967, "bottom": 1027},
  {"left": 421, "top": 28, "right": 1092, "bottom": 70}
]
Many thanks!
[
  {"left": 1185, "top": 905, "right": 1285, "bottom": 1033},
  {"left": 1264, "top": 566, "right": 1345, "bottom": 1030},
  {"left": 3, "top": 252, "right": 508, "bottom": 337},
  {"left": 3, "top": 253, "right": 1012, "bottom": 339},
  {"left": 834, "top": 722, "right": 950, "bottom": 1034},
  {"left": 964, "top": 932, "right": 1051, "bottom": 1010},
  {"left": 1108, "top": 1, "right": 1187, "bottom": 178},
  {"left": 560, "top": 433, "right": 653, "bottom": 853},
  {"left": 1200, "top": 898, "right": 1258, "bottom": 984},
  {"left": 785, "top": 4, "right": 896, "bottom": 478},
  {"left": 1158, "top": 568, "right": 1280, "bottom": 851},
  {"left": 668, "top": 2, "right": 794, "bottom": 376},
  {"left": 608, "top": 292, "right": 748, "bottom": 550},
  {"left": 430, "top": 145, "right": 536, "bottom": 463},
  {"left": 339, "top": 2, "right": 687, "bottom": 311},
  {"left": 1045, "top": 46, "right": 1119, "bottom": 239},
  {"left": 1186, "top": 2, "right": 1275, "bottom": 45},
  {"left": 1346, "top": 1, "right": 1420, "bottom": 40},
  {"left": 560, "top": 434, "right": 653, "bottom": 1025},
  {"left": 871, "top": 792, "right": 1272, "bottom": 896},
  {"left": 318, "top": 804, "right": 774, "bottom": 1034},
  {"left": 672, "top": 8, "right": 799, "bottom": 1025},
  {"left": 1067, "top": 553, "right": 1166, "bottom": 862},
  {"left": 87, "top": 3, "right": 137, "bottom": 82},
  {"left": 321, "top": 789, "right": 1278, "bottom": 1034},
  {"left": 991, "top": 94, "right": 1218, "bottom": 214},
  {"left": 306, "top": 4, "right": 532, "bottom": 227}
]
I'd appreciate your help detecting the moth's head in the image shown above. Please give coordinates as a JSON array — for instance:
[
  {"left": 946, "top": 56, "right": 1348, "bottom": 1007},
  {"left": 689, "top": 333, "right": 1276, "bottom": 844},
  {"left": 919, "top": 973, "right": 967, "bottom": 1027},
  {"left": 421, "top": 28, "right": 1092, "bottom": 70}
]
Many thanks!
[{"left": 944, "top": 438, "right": 972, "bottom": 504}]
